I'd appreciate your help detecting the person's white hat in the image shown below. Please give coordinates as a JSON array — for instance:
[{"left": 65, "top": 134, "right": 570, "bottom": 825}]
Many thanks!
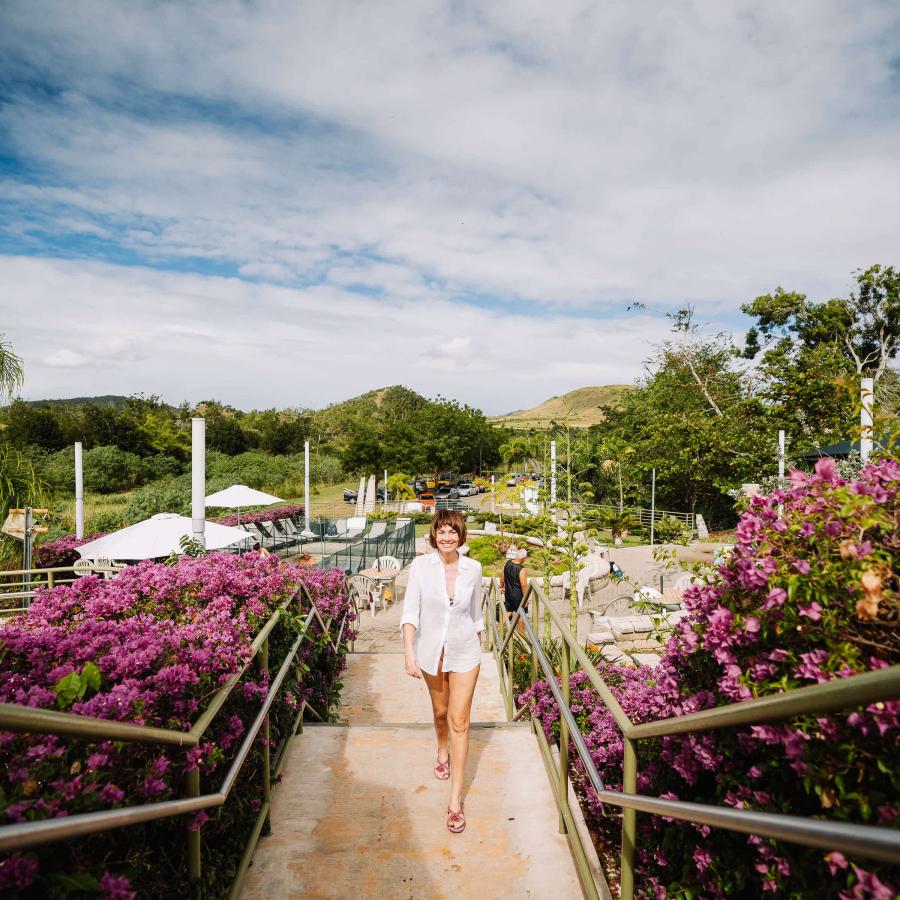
[
  {"left": 505, "top": 547, "right": 519, "bottom": 559},
  {"left": 513, "top": 546, "right": 528, "bottom": 558}
]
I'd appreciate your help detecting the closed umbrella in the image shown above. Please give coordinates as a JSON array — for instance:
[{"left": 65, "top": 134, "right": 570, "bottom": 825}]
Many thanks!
[
  {"left": 205, "top": 484, "right": 284, "bottom": 527},
  {"left": 76, "top": 513, "right": 256, "bottom": 561}
]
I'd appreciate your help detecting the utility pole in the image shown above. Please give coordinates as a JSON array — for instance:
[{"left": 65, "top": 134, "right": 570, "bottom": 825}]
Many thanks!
[
  {"left": 191, "top": 418, "right": 206, "bottom": 549},
  {"left": 75, "top": 442, "right": 84, "bottom": 539},
  {"left": 650, "top": 468, "right": 656, "bottom": 546},
  {"left": 778, "top": 430, "right": 785, "bottom": 480}
]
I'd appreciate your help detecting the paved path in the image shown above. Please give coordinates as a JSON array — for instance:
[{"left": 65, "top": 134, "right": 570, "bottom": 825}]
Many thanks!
[{"left": 240, "top": 578, "right": 586, "bottom": 899}]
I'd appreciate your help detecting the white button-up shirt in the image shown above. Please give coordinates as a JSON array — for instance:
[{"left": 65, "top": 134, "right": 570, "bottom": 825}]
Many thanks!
[{"left": 400, "top": 552, "right": 485, "bottom": 676}]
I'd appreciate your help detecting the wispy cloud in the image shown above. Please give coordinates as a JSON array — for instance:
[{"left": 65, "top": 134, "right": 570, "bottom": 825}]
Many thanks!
[{"left": 1, "top": 1, "right": 898, "bottom": 407}]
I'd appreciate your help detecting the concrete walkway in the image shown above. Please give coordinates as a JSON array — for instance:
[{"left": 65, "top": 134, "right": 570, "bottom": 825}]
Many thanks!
[{"left": 240, "top": 587, "right": 586, "bottom": 899}]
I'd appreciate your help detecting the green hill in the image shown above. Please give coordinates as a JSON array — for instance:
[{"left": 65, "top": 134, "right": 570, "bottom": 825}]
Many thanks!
[
  {"left": 24, "top": 395, "right": 133, "bottom": 410},
  {"left": 490, "top": 385, "right": 634, "bottom": 429}
]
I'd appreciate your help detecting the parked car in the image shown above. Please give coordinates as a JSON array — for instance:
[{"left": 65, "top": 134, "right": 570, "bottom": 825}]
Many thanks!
[
  {"left": 456, "top": 481, "right": 478, "bottom": 497},
  {"left": 343, "top": 489, "right": 358, "bottom": 503},
  {"left": 434, "top": 486, "right": 460, "bottom": 500},
  {"left": 414, "top": 480, "right": 429, "bottom": 495}
]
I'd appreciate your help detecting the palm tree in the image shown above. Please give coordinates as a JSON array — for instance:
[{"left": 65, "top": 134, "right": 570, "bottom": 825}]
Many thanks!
[
  {"left": 0, "top": 335, "right": 24, "bottom": 401},
  {"left": 0, "top": 336, "right": 40, "bottom": 555}
]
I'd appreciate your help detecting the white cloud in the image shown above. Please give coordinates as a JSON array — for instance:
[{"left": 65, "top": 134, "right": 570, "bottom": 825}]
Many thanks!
[
  {"left": 42, "top": 349, "right": 92, "bottom": 368},
  {"left": 0, "top": 1, "right": 898, "bottom": 410},
  {"left": 2, "top": 256, "right": 675, "bottom": 413},
  {"left": 1, "top": 1, "right": 898, "bottom": 309}
]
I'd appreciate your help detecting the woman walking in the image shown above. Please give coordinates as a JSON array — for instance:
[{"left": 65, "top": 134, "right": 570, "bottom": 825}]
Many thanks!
[{"left": 401, "top": 509, "right": 484, "bottom": 833}]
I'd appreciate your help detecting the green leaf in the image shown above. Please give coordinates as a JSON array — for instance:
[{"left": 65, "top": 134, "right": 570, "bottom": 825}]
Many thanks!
[
  {"left": 51, "top": 871, "right": 100, "bottom": 892},
  {"left": 81, "top": 661, "right": 101, "bottom": 692},
  {"left": 54, "top": 672, "right": 84, "bottom": 708}
]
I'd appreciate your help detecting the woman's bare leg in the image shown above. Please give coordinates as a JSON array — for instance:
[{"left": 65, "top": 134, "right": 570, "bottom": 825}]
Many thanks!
[
  {"left": 447, "top": 664, "right": 480, "bottom": 811},
  {"left": 422, "top": 652, "right": 451, "bottom": 763}
]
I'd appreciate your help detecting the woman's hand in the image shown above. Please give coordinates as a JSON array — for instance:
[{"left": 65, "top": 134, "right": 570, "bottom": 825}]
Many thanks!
[{"left": 405, "top": 648, "right": 422, "bottom": 679}]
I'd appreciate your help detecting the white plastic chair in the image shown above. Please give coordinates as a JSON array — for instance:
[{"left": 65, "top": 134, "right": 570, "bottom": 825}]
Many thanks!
[
  {"left": 348, "top": 573, "right": 383, "bottom": 618},
  {"left": 73, "top": 559, "right": 94, "bottom": 578},
  {"left": 375, "top": 555, "right": 401, "bottom": 571}
]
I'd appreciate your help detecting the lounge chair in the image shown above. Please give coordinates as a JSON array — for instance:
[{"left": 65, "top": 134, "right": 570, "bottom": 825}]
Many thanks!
[
  {"left": 270, "top": 519, "right": 294, "bottom": 549},
  {"left": 332, "top": 516, "right": 367, "bottom": 542},
  {"left": 367, "top": 521, "right": 388, "bottom": 540},
  {"left": 256, "top": 521, "right": 291, "bottom": 552}
]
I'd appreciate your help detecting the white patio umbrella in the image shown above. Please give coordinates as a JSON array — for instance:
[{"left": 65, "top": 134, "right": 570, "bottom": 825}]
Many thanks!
[
  {"left": 204, "top": 484, "right": 284, "bottom": 527},
  {"left": 76, "top": 513, "right": 256, "bottom": 561}
]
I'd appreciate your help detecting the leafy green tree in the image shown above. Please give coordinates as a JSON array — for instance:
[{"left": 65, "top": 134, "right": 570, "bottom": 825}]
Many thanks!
[
  {"left": 2, "top": 401, "right": 68, "bottom": 451},
  {"left": 205, "top": 412, "right": 249, "bottom": 455},
  {"left": 742, "top": 264, "right": 899, "bottom": 445},
  {"left": 597, "top": 327, "right": 771, "bottom": 528}
]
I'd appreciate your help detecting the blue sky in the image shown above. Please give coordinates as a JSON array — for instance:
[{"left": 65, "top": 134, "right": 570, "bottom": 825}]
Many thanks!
[{"left": 1, "top": 1, "right": 899, "bottom": 414}]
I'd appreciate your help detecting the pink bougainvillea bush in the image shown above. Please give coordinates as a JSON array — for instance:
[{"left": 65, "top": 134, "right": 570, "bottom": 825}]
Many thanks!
[
  {"left": 213, "top": 504, "right": 304, "bottom": 527},
  {"left": 522, "top": 457, "right": 899, "bottom": 898},
  {"left": 32, "top": 533, "right": 107, "bottom": 569},
  {"left": 0, "top": 552, "right": 353, "bottom": 898}
]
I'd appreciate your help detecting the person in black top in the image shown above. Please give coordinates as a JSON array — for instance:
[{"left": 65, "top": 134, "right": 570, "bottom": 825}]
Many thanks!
[{"left": 500, "top": 546, "right": 528, "bottom": 630}]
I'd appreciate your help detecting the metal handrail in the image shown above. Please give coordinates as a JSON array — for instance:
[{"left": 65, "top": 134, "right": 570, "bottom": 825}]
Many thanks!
[
  {"left": 1, "top": 565, "right": 119, "bottom": 617},
  {"left": 485, "top": 578, "right": 900, "bottom": 899},
  {"left": 0, "top": 577, "right": 352, "bottom": 898}
]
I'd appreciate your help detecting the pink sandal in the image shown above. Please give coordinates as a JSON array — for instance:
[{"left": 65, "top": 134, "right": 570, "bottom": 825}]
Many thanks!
[
  {"left": 434, "top": 755, "right": 450, "bottom": 780},
  {"left": 447, "top": 803, "right": 465, "bottom": 833}
]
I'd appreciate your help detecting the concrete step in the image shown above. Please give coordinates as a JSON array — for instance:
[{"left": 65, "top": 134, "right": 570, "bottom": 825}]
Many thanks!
[
  {"left": 239, "top": 724, "right": 584, "bottom": 900},
  {"left": 339, "top": 652, "right": 508, "bottom": 725}
]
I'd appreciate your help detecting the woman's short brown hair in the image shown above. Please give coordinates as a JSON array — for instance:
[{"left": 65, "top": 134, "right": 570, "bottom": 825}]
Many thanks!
[{"left": 429, "top": 509, "right": 467, "bottom": 548}]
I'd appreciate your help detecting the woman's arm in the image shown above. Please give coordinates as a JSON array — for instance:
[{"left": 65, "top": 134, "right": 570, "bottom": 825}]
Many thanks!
[
  {"left": 470, "top": 564, "right": 485, "bottom": 635},
  {"left": 400, "top": 563, "right": 423, "bottom": 678}
]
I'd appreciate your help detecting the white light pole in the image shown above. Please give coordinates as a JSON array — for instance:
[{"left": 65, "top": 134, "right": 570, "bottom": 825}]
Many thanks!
[
  {"left": 860, "top": 377, "right": 874, "bottom": 463},
  {"left": 74, "top": 442, "right": 84, "bottom": 539},
  {"left": 490, "top": 475, "right": 495, "bottom": 514},
  {"left": 778, "top": 430, "right": 786, "bottom": 480},
  {"left": 304, "top": 440, "right": 312, "bottom": 535},
  {"left": 384, "top": 468, "right": 388, "bottom": 508},
  {"left": 650, "top": 468, "right": 656, "bottom": 546},
  {"left": 550, "top": 440, "right": 557, "bottom": 506},
  {"left": 191, "top": 418, "right": 206, "bottom": 548}
]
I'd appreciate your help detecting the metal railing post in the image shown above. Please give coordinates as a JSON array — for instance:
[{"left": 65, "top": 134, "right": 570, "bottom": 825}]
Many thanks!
[
  {"left": 621, "top": 737, "right": 637, "bottom": 900},
  {"left": 47, "top": 571, "right": 54, "bottom": 590},
  {"left": 260, "top": 635, "right": 271, "bottom": 834},
  {"left": 558, "top": 637, "right": 570, "bottom": 834},
  {"left": 506, "top": 607, "right": 515, "bottom": 719},
  {"left": 186, "top": 766, "right": 201, "bottom": 881}
]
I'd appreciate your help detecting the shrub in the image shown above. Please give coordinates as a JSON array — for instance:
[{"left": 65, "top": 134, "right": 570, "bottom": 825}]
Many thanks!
[
  {"left": 472, "top": 511, "right": 555, "bottom": 537},
  {"left": 207, "top": 451, "right": 301, "bottom": 491},
  {"left": 122, "top": 474, "right": 193, "bottom": 522},
  {"left": 0, "top": 554, "right": 353, "bottom": 897},
  {"left": 521, "top": 457, "right": 900, "bottom": 897},
  {"left": 652, "top": 514, "right": 690, "bottom": 545},
  {"left": 466, "top": 536, "right": 503, "bottom": 567},
  {"left": 213, "top": 504, "right": 304, "bottom": 527},
  {"left": 32, "top": 533, "right": 107, "bottom": 569}
]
